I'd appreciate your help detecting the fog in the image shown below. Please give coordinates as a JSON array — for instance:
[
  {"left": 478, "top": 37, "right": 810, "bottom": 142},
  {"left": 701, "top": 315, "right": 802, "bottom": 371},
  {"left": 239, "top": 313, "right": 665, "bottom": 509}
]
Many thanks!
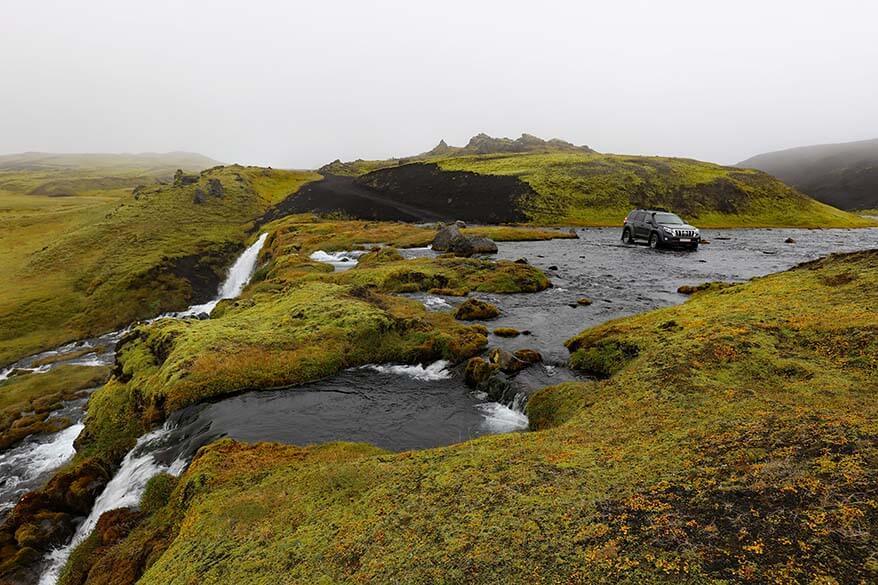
[{"left": 2, "top": 0, "right": 876, "bottom": 168}]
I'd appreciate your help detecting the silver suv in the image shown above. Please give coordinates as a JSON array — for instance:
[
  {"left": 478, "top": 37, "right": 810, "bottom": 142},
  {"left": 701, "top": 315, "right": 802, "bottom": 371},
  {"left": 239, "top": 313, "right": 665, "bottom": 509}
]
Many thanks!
[{"left": 622, "top": 209, "right": 700, "bottom": 250}]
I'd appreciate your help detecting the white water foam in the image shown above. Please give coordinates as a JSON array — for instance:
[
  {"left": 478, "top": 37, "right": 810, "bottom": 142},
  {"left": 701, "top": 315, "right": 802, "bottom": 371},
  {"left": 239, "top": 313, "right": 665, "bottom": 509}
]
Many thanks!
[
  {"left": 0, "top": 423, "right": 83, "bottom": 515},
  {"left": 173, "top": 232, "right": 268, "bottom": 317},
  {"left": 361, "top": 360, "right": 452, "bottom": 381},
  {"left": 476, "top": 392, "right": 529, "bottom": 432},
  {"left": 309, "top": 249, "right": 368, "bottom": 271},
  {"left": 38, "top": 424, "right": 186, "bottom": 585},
  {"left": 422, "top": 296, "right": 452, "bottom": 310}
]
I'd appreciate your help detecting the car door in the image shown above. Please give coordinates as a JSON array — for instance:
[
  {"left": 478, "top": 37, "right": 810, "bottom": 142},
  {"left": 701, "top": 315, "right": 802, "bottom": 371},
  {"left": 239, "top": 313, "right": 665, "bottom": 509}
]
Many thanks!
[{"left": 634, "top": 212, "right": 649, "bottom": 238}]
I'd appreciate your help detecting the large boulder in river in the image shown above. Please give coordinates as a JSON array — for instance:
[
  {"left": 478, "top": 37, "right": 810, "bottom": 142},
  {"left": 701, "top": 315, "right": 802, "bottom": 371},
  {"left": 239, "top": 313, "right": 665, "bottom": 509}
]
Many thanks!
[
  {"left": 432, "top": 224, "right": 462, "bottom": 251},
  {"left": 432, "top": 225, "right": 497, "bottom": 257}
]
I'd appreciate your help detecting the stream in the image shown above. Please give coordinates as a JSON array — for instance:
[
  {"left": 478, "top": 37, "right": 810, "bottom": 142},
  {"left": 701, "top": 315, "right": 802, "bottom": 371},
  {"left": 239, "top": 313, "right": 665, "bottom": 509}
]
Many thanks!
[{"left": 0, "top": 226, "right": 873, "bottom": 583}]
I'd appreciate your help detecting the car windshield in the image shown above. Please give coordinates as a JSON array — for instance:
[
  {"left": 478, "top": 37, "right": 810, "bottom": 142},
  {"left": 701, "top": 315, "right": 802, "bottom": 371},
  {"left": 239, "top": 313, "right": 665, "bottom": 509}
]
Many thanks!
[{"left": 653, "top": 212, "right": 684, "bottom": 225}]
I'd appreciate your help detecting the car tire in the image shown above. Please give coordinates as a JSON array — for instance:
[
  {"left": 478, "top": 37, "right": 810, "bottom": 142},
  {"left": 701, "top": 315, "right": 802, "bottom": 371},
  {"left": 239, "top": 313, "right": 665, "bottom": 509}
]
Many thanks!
[
  {"left": 622, "top": 228, "right": 635, "bottom": 244},
  {"left": 649, "top": 232, "right": 661, "bottom": 249},
  {"left": 689, "top": 243, "right": 699, "bottom": 251}
]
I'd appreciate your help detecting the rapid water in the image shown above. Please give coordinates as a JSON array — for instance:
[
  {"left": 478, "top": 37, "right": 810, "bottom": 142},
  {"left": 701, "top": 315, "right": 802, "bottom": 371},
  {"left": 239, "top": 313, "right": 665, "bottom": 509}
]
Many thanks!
[
  {"left": 179, "top": 232, "right": 268, "bottom": 316},
  {"left": 0, "top": 423, "right": 83, "bottom": 516},
  {"left": 309, "top": 249, "right": 368, "bottom": 271},
  {"left": 38, "top": 425, "right": 187, "bottom": 585}
]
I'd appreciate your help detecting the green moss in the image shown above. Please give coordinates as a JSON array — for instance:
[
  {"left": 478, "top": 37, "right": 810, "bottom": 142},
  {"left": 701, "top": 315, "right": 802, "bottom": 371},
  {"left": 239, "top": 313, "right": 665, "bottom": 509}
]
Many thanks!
[
  {"left": 141, "top": 474, "right": 179, "bottom": 516},
  {"left": 78, "top": 251, "right": 878, "bottom": 585},
  {"left": 526, "top": 381, "right": 597, "bottom": 430},
  {"left": 453, "top": 298, "right": 501, "bottom": 321},
  {"left": 567, "top": 339, "right": 640, "bottom": 378},
  {"left": 492, "top": 327, "right": 520, "bottom": 337}
]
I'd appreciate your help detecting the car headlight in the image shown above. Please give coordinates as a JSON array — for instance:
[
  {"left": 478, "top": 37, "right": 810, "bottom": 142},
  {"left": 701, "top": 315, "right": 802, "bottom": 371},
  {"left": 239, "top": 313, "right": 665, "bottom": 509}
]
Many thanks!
[{"left": 662, "top": 226, "right": 675, "bottom": 234}]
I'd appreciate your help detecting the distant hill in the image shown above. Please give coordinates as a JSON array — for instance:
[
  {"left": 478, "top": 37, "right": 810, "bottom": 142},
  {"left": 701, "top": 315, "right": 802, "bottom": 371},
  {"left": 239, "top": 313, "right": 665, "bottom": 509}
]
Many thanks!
[
  {"left": 302, "top": 134, "right": 872, "bottom": 228},
  {"left": 737, "top": 139, "right": 878, "bottom": 210},
  {"left": 0, "top": 151, "right": 221, "bottom": 173},
  {"left": 0, "top": 152, "right": 223, "bottom": 198}
]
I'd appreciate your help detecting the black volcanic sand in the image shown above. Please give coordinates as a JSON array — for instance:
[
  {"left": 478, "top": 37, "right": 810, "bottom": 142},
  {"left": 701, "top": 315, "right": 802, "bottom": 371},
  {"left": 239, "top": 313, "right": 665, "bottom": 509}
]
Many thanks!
[{"left": 268, "top": 164, "right": 533, "bottom": 224}]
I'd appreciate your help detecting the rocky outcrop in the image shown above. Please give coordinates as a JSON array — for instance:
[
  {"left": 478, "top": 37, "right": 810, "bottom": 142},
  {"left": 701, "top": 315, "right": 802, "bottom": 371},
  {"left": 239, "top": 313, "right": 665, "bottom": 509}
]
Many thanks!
[
  {"left": 206, "top": 178, "right": 225, "bottom": 197},
  {"left": 172, "top": 169, "right": 198, "bottom": 187},
  {"left": 432, "top": 224, "right": 498, "bottom": 257}
]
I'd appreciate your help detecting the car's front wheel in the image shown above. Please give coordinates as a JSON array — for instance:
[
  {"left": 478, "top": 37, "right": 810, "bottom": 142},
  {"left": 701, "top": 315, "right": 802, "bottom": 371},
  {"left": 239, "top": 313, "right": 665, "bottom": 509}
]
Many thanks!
[
  {"left": 689, "top": 242, "right": 699, "bottom": 251},
  {"left": 649, "top": 232, "right": 661, "bottom": 249},
  {"left": 622, "top": 228, "right": 635, "bottom": 244}
]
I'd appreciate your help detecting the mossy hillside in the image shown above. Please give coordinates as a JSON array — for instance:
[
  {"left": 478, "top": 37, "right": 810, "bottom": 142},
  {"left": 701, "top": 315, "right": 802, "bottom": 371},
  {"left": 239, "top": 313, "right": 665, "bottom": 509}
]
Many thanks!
[
  {"left": 435, "top": 151, "right": 875, "bottom": 227},
  {"left": 74, "top": 249, "right": 878, "bottom": 584},
  {"left": 0, "top": 166, "right": 319, "bottom": 366}
]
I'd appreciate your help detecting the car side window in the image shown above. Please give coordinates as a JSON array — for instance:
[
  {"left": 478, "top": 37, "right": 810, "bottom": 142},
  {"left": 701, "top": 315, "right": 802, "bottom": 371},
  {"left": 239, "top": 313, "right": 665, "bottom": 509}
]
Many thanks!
[{"left": 633, "top": 211, "right": 643, "bottom": 222}]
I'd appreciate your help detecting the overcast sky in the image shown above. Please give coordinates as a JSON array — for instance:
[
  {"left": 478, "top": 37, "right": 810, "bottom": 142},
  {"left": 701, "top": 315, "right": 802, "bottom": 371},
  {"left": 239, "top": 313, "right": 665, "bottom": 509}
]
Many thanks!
[{"left": 2, "top": 0, "right": 877, "bottom": 168}]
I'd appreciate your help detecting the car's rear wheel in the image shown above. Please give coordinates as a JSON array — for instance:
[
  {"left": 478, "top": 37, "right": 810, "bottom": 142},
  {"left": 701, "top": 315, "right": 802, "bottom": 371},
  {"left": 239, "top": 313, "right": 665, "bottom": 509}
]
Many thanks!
[
  {"left": 622, "top": 228, "right": 635, "bottom": 244},
  {"left": 649, "top": 232, "right": 661, "bottom": 249}
]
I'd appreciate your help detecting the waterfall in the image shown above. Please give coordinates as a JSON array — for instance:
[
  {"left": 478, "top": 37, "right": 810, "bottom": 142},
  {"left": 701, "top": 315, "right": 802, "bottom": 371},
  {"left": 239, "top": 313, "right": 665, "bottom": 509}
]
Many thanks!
[
  {"left": 38, "top": 425, "right": 186, "bottom": 585},
  {"left": 475, "top": 393, "right": 529, "bottom": 432},
  {"left": 33, "top": 236, "right": 269, "bottom": 584},
  {"left": 177, "top": 232, "right": 268, "bottom": 317}
]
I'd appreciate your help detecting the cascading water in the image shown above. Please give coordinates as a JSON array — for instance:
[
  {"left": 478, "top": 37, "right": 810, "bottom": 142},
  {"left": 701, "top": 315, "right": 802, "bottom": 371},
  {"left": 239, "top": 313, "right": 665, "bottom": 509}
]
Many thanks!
[
  {"left": 19, "top": 236, "right": 269, "bottom": 585},
  {"left": 38, "top": 424, "right": 186, "bottom": 585},
  {"left": 178, "top": 232, "right": 268, "bottom": 316}
]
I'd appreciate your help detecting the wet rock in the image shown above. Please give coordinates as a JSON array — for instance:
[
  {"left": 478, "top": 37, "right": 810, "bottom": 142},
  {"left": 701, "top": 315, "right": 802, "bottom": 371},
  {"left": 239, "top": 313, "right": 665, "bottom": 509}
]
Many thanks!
[
  {"left": 192, "top": 188, "right": 206, "bottom": 204},
  {"left": 514, "top": 258, "right": 529, "bottom": 264},
  {"left": 431, "top": 224, "right": 463, "bottom": 251},
  {"left": 547, "top": 265, "right": 558, "bottom": 271},
  {"left": 195, "top": 312, "right": 210, "bottom": 320},
  {"left": 513, "top": 349, "right": 542, "bottom": 366},
  {"left": 454, "top": 220, "right": 467, "bottom": 228},
  {"left": 488, "top": 347, "right": 539, "bottom": 374},
  {"left": 446, "top": 235, "right": 474, "bottom": 257},
  {"left": 481, "top": 372, "right": 515, "bottom": 403},
  {"left": 454, "top": 299, "right": 500, "bottom": 321},
  {"left": 568, "top": 228, "right": 579, "bottom": 238},
  {"left": 577, "top": 297, "right": 593, "bottom": 306},
  {"left": 493, "top": 327, "right": 520, "bottom": 337},
  {"left": 468, "top": 237, "right": 498, "bottom": 254},
  {"left": 785, "top": 237, "right": 796, "bottom": 244},
  {"left": 464, "top": 357, "right": 495, "bottom": 388}
]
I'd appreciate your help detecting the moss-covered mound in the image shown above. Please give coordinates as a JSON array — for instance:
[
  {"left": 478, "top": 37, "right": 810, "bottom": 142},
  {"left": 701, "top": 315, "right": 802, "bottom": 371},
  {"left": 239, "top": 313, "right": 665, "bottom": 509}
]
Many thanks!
[
  {"left": 0, "top": 165, "right": 320, "bottom": 366},
  {"left": 453, "top": 299, "right": 501, "bottom": 321},
  {"left": 60, "top": 249, "right": 878, "bottom": 584}
]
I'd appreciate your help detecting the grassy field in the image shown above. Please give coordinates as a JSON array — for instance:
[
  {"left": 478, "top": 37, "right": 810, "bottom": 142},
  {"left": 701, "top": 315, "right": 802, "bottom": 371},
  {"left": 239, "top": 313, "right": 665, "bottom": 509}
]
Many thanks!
[
  {"left": 0, "top": 164, "right": 319, "bottom": 366},
  {"left": 56, "top": 248, "right": 878, "bottom": 584}
]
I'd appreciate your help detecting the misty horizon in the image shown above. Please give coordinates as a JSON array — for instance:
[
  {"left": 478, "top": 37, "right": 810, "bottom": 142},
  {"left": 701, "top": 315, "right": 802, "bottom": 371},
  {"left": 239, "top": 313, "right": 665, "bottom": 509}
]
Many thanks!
[{"left": 3, "top": 0, "right": 877, "bottom": 168}]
